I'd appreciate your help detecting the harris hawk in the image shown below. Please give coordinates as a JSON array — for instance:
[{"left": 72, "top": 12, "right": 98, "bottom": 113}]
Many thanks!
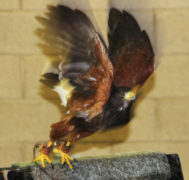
[{"left": 34, "top": 5, "right": 155, "bottom": 169}]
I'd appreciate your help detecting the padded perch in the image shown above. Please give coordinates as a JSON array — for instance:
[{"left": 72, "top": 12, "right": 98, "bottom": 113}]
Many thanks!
[{"left": 0, "top": 152, "right": 184, "bottom": 180}]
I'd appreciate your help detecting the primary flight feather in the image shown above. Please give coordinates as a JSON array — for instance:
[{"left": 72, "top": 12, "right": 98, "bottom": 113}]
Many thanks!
[{"left": 34, "top": 5, "right": 155, "bottom": 169}]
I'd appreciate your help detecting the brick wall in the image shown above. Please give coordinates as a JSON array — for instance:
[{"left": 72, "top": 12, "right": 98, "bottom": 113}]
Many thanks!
[{"left": 0, "top": 0, "right": 188, "bottom": 178}]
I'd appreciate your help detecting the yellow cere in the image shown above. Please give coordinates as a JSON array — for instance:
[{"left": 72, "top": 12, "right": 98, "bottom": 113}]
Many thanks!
[
  {"left": 54, "top": 78, "right": 74, "bottom": 107},
  {"left": 124, "top": 91, "right": 136, "bottom": 101},
  {"left": 124, "top": 86, "right": 139, "bottom": 101}
]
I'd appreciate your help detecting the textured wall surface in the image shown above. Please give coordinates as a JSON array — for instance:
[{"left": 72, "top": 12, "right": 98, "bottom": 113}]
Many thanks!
[{"left": 0, "top": 0, "right": 188, "bottom": 179}]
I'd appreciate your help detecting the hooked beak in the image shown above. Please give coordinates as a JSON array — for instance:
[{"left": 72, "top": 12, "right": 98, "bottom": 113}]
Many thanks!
[{"left": 124, "top": 86, "right": 139, "bottom": 101}]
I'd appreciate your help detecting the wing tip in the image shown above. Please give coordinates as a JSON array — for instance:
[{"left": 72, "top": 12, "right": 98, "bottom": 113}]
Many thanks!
[{"left": 142, "top": 30, "right": 155, "bottom": 56}]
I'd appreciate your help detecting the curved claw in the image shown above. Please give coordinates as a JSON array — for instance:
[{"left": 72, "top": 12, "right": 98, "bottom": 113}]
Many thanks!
[
  {"left": 53, "top": 148, "right": 73, "bottom": 169},
  {"left": 33, "top": 153, "right": 51, "bottom": 168},
  {"left": 33, "top": 141, "right": 53, "bottom": 168}
]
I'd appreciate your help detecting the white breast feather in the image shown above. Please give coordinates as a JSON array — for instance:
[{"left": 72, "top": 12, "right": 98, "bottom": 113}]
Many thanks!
[
  {"left": 54, "top": 86, "right": 68, "bottom": 106},
  {"left": 53, "top": 79, "right": 74, "bottom": 107}
]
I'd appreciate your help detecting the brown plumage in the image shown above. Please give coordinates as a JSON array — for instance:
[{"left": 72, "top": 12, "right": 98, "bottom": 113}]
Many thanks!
[
  {"left": 34, "top": 5, "right": 155, "bottom": 168},
  {"left": 50, "top": 36, "right": 113, "bottom": 142}
]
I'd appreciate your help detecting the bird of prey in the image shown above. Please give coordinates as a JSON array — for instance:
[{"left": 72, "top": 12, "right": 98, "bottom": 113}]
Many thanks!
[{"left": 34, "top": 5, "right": 155, "bottom": 169}]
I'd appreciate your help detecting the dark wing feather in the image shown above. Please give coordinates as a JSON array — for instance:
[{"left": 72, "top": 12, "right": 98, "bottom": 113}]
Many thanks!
[
  {"left": 38, "top": 5, "right": 113, "bottom": 117},
  {"left": 108, "top": 8, "right": 155, "bottom": 88}
]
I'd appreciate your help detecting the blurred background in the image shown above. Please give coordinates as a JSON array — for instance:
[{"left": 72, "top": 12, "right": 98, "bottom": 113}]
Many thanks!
[{"left": 0, "top": 0, "right": 188, "bottom": 178}]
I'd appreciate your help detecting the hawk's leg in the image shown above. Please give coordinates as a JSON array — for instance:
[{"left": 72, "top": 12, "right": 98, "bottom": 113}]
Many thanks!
[
  {"left": 46, "top": 118, "right": 75, "bottom": 169},
  {"left": 52, "top": 130, "right": 95, "bottom": 169},
  {"left": 32, "top": 118, "right": 74, "bottom": 168},
  {"left": 50, "top": 118, "right": 75, "bottom": 141},
  {"left": 33, "top": 143, "right": 52, "bottom": 168},
  {"left": 53, "top": 142, "right": 74, "bottom": 169}
]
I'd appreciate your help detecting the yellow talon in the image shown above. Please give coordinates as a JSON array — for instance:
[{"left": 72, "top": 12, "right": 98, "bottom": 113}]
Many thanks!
[
  {"left": 53, "top": 148, "right": 73, "bottom": 169},
  {"left": 33, "top": 153, "right": 51, "bottom": 168}
]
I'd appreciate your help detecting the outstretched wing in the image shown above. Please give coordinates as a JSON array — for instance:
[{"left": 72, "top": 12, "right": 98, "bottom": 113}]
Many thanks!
[
  {"left": 38, "top": 5, "right": 113, "bottom": 118},
  {"left": 108, "top": 8, "right": 155, "bottom": 88}
]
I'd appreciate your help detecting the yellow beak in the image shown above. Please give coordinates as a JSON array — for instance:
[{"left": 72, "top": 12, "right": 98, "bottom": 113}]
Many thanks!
[{"left": 124, "top": 86, "right": 139, "bottom": 101}]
